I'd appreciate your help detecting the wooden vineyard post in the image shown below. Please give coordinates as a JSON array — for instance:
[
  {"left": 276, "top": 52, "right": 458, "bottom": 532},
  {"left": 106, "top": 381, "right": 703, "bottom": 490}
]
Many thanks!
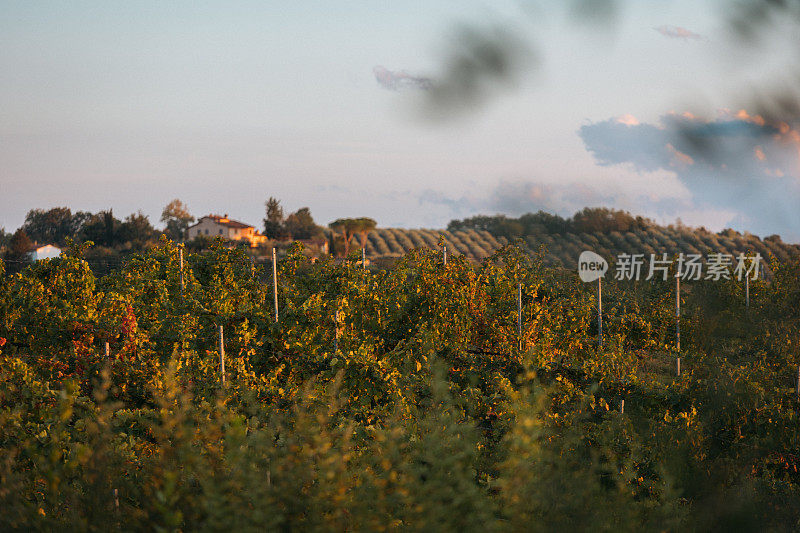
[
  {"left": 676, "top": 274, "right": 681, "bottom": 353},
  {"left": 272, "top": 248, "right": 279, "bottom": 323},
  {"left": 517, "top": 282, "right": 523, "bottom": 351},
  {"left": 676, "top": 274, "right": 681, "bottom": 376},
  {"left": 104, "top": 341, "right": 110, "bottom": 359},
  {"left": 362, "top": 247, "right": 366, "bottom": 270},
  {"left": 218, "top": 325, "right": 225, "bottom": 386},
  {"left": 598, "top": 277, "right": 603, "bottom": 349},
  {"left": 179, "top": 246, "right": 185, "bottom": 296},
  {"left": 746, "top": 274, "right": 750, "bottom": 311},
  {"left": 620, "top": 399, "right": 625, "bottom": 414},
  {"left": 443, "top": 244, "right": 447, "bottom": 266}
]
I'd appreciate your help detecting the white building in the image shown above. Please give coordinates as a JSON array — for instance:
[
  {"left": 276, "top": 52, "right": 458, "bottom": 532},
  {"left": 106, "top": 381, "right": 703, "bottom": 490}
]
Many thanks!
[{"left": 29, "top": 245, "right": 61, "bottom": 261}]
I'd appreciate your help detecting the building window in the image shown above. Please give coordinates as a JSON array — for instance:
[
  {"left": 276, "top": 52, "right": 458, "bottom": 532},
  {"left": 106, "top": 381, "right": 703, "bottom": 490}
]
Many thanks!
[{"left": 219, "top": 229, "right": 223, "bottom": 234}]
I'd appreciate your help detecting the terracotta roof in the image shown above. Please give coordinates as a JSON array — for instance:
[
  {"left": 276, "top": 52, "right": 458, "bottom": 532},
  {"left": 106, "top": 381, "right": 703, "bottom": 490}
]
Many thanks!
[{"left": 189, "top": 215, "right": 254, "bottom": 230}]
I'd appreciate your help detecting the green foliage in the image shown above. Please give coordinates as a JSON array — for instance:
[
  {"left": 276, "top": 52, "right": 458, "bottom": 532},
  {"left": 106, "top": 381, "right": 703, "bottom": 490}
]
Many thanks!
[
  {"left": 117, "top": 212, "right": 159, "bottom": 251},
  {"left": 263, "top": 197, "right": 288, "bottom": 240},
  {"left": 78, "top": 210, "right": 121, "bottom": 248},
  {"left": 3, "top": 229, "right": 34, "bottom": 273},
  {"left": 0, "top": 227, "right": 11, "bottom": 251},
  {"left": 2, "top": 241, "right": 800, "bottom": 530},
  {"left": 447, "top": 207, "right": 648, "bottom": 238},
  {"left": 328, "top": 217, "right": 377, "bottom": 257},
  {"left": 22, "top": 207, "right": 91, "bottom": 247},
  {"left": 160, "top": 199, "right": 195, "bottom": 242},
  {"left": 571, "top": 207, "right": 650, "bottom": 233},
  {"left": 284, "top": 207, "right": 324, "bottom": 241}
]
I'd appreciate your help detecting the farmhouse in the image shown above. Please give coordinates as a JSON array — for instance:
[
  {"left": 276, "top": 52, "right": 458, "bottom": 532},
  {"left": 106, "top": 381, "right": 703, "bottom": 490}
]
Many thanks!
[{"left": 186, "top": 214, "right": 268, "bottom": 247}]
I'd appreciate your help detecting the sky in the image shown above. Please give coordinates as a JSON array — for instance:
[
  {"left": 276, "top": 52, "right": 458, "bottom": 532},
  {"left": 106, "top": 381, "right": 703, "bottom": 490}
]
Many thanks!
[{"left": 2, "top": 1, "right": 800, "bottom": 240}]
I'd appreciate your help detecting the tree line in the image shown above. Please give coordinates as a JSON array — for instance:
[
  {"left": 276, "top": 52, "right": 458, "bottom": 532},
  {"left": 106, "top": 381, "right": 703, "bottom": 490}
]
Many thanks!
[
  {"left": 5, "top": 202, "right": 795, "bottom": 276},
  {"left": 0, "top": 201, "right": 196, "bottom": 272},
  {"left": 448, "top": 207, "right": 655, "bottom": 238},
  {"left": 0, "top": 199, "right": 381, "bottom": 271},
  {"left": 262, "top": 197, "right": 376, "bottom": 257}
]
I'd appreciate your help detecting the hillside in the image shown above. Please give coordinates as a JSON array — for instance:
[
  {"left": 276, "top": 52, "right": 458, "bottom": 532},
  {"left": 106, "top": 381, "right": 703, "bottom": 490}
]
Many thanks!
[
  {"left": 365, "top": 228, "right": 509, "bottom": 262},
  {"left": 366, "top": 223, "right": 800, "bottom": 268},
  {"left": 8, "top": 205, "right": 800, "bottom": 271}
]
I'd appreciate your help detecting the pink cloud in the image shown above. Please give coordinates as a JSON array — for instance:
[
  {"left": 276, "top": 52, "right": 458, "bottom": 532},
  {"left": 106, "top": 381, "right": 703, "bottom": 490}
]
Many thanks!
[
  {"left": 373, "top": 66, "right": 432, "bottom": 91},
  {"left": 616, "top": 114, "right": 640, "bottom": 126},
  {"left": 654, "top": 25, "right": 705, "bottom": 41}
]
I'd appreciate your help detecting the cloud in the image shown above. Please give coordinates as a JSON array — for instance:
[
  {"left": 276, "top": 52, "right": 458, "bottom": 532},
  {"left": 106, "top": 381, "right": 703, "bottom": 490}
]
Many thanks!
[
  {"left": 373, "top": 66, "right": 432, "bottom": 91},
  {"left": 415, "top": 177, "right": 690, "bottom": 227},
  {"left": 654, "top": 25, "right": 705, "bottom": 40},
  {"left": 414, "top": 182, "right": 567, "bottom": 218},
  {"left": 616, "top": 114, "right": 639, "bottom": 126},
  {"left": 489, "top": 181, "right": 614, "bottom": 216},
  {"left": 418, "top": 24, "right": 535, "bottom": 120},
  {"left": 579, "top": 110, "right": 800, "bottom": 238},
  {"left": 376, "top": 24, "right": 535, "bottom": 121},
  {"left": 414, "top": 189, "right": 481, "bottom": 216},
  {"left": 486, "top": 178, "right": 699, "bottom": 223}
]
